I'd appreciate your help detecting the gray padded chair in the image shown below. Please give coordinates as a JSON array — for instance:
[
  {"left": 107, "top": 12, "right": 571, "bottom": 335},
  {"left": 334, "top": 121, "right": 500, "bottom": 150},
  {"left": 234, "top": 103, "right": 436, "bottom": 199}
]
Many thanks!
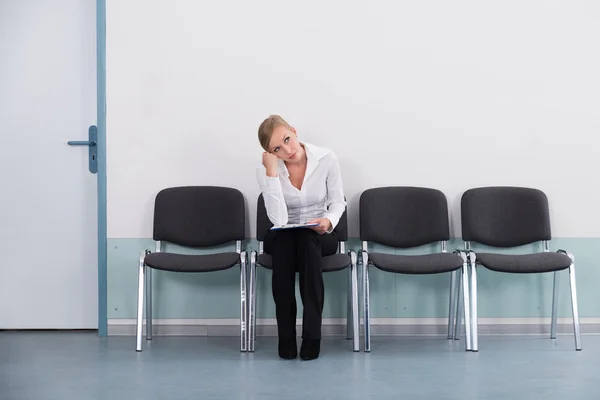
[
  {"left": 461, "top": 186, "right": 581, "bottom": 351},
  {"left": 135, "top": 186, "right": 248, "bottom": 352},
  {"left": 360, "top": 186, "right": 472, "bottom": 352},
  {"left": 247, "top": 194, "right": 359, "bottom": 352}
]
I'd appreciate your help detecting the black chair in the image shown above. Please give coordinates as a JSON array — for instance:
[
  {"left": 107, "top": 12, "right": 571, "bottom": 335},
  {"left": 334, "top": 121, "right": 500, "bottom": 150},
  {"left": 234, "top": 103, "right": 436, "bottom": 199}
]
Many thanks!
[
  {"left": 247, "top": 194, "right": 359, "bottom": 352},
  {"left": 359, "top": 186, "right": 471, "bottom": 352},
  {"left": 461, "top": 186, "right": 581, "bottom": 351},
  {"left": 135, "top": 186, "right": 248, "bottom": 352}
]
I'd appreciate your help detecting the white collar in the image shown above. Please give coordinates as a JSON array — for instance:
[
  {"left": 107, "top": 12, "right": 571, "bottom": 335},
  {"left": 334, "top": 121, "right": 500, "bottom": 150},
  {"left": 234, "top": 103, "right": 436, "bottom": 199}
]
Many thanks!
[
  {"left": 302, "top": 142, "right": 331, "bottom": 161},
  {"left": 277, "top": 142, "right": 331, "bottom": 178}
]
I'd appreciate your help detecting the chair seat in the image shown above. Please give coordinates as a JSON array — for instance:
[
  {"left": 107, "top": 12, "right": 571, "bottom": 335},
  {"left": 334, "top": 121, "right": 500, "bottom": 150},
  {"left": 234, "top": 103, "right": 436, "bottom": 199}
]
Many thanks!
[
  {"left": 369, "top": 252, "right": 463, "bottom": 274},
  {"left": 476, "top": 252, "right": 571, "bottom": 273},
  {"left": 144, "top": 252, "right": 240, "bottom": 272},
  {"left": 257, "top": 253, "right": 351, "bottom": 272}
]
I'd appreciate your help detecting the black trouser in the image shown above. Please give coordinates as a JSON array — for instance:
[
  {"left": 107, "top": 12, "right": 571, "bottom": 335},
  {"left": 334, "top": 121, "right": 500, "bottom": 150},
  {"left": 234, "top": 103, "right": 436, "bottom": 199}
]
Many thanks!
[{"left": 264, "top": 228, "right": 338, "bottom": 340}]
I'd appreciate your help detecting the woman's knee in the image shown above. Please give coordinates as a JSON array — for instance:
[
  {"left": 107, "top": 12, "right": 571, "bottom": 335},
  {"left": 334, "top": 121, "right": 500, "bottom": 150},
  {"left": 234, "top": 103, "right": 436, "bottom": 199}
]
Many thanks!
[
  {"left": 296, "top": 229, "right": 321, "bottom": 246},
  {"left": 273, "top": 229, "right": 296, "bottom": 242}
]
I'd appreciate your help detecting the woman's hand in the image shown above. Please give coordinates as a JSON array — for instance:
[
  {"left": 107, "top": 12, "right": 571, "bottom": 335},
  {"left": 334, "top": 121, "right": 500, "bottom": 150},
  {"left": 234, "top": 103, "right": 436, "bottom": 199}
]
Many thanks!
[
  {"left": 307, "top": 218, "right": 332, "bottom": 235},
  {"left": 262, "top": 151, "right": 279, "bottom": 177}
]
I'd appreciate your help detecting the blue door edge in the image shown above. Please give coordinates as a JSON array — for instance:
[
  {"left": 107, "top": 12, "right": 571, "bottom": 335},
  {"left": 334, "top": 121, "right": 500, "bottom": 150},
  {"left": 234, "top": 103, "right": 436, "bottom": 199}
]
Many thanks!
[{"left": 97, "top": 0, "right": 108, "bottom": 337}]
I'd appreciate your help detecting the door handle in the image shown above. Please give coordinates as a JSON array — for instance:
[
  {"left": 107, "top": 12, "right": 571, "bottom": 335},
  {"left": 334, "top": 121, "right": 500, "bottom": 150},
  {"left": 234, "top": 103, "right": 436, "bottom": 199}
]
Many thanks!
[
  {"left": 68, "top": 125, "right": 98, "bottom": 174},
  {"left": 67, "top": 140, "right": 96, "bottom": 146}
]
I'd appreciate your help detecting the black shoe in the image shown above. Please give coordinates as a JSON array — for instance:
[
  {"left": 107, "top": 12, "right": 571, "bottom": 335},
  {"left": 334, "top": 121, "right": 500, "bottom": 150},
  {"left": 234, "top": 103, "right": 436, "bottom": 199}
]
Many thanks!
[
  {"left": 300, "top": 339, "right": 320, "bottom": 360},
  {"left": 278, "top": 337, "right": 297, "bottom": 359}
]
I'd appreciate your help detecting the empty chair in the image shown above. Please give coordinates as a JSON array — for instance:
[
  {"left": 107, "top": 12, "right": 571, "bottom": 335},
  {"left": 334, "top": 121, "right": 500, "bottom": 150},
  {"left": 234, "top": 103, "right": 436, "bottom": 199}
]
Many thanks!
[
  {"left": 135, "top": 186, "right": 248, "bottom": 352},
  {"left": 360, "top": 186, "right": 471, "bottom": 352},
  {"left": 461, "top": 186, "right": 581, "bottom": 351},
  {"left": 248, "top": 194, "right": 359, "bottom": 352}
]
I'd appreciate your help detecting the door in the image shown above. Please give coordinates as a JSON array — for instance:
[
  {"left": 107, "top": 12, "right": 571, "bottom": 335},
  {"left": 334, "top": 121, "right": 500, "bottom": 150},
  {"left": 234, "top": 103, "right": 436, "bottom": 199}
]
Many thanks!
[{"left": 0, "top": 1, "right": 98, "bottom": 329}]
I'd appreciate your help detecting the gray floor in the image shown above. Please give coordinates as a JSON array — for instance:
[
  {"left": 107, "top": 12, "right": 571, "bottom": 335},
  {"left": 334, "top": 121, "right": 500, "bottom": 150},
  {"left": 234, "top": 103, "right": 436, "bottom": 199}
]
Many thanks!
[{"left": 0, "top": 332, "right": 597, "bottom": 400}]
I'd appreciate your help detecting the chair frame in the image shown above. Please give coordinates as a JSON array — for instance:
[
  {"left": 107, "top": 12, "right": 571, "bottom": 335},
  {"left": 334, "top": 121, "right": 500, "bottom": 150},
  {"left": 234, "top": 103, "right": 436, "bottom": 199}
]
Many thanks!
[
  {"left": 135, "top": 240, "right": 248, "bottom": 352},
  {"left": 361, "top": 240, "right": 472, "bottom": 352},
  {"left": 463, "top": 239, "right": 581, "bottom": 352},
  {"left": 248, "top": 240, "right": 360, "bottom": 352}
]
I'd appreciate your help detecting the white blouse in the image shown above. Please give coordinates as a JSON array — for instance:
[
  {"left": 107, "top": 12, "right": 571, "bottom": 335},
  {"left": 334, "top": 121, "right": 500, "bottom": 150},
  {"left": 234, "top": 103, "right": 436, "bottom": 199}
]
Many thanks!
[{"left": 256, "top": 142, "right": 346, "bottom": 233}]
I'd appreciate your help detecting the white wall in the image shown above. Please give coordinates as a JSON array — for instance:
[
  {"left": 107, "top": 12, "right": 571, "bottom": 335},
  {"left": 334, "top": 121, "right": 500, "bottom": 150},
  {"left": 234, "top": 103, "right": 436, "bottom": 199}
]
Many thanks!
[{"left": 107, "top": 0, "right": 600, "bottom": 238}]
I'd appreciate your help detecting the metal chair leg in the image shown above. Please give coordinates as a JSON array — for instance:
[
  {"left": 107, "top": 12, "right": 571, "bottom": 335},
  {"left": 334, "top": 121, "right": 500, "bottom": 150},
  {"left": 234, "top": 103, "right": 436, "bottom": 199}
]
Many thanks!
[
  {"left": 468, "top": 251, "right": 478, "bottom": 352},
  {"left": 146, "top": 267, "right": 153, "bottom": 340},
  {"left": 558, "top": 250, "right": 582, "bottom": 351},
  {"left": 248, "top": 251, "right": 257, "bottom": 352},
  {"left": 252, "top": 264, "right": 257, "bottom": 347},
  {"left": 448, "top": 270, "right": 457, "bottom": 339},
  {"left": 346, "top": 266, "right": 353, "bottom": 340},
  {"left": 136, "top": 251, "right": 147, "bottom": 352},
  {"left": 350, "top": 251, "right": 360, "bottom": 352},
  {"left": 239, "top": 251, "right": 248, "bottom": 352},
  {"left": 454, "top": 271, "right": 463, "bottom": 341},
  {"left": 362, "top": 251, "right": 371, "bottom": 352},
  {"left": 459, "top": 251, "right": 472, "bottom": 351},
  {"left": 568, "top": 258, "right": 582, "bottom": 351},
  {"left": 551, "top": 270, "right": 560, "bottom": 339}
]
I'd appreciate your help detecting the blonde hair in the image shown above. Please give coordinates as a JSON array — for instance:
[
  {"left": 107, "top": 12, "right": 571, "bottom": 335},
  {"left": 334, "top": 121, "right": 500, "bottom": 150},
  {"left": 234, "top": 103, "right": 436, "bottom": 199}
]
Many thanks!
[{"left": 258, "top": 115, "right": 292, "bottom": 151}]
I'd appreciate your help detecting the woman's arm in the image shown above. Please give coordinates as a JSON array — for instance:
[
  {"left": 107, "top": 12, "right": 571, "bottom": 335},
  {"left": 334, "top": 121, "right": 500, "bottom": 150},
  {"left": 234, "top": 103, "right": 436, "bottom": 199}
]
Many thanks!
[
  {"left": 256, "top": 166, "right": 289, "bottom": 227},
  {"left": 323, "top": 153, "right": 347, "bottom": 233}
]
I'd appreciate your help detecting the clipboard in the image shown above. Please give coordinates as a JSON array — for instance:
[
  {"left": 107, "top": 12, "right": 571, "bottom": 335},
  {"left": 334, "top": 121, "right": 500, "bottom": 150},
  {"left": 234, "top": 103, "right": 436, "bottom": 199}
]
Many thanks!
[{"left": 270, "top": 223, "right": 319, "bottom": 231}]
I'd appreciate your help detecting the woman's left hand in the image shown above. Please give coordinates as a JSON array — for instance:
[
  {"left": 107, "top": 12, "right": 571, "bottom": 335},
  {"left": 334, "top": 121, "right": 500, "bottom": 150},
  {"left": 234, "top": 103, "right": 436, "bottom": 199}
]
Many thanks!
[{"left": 307, "top": 218, "right": 332, "bottom": 235}]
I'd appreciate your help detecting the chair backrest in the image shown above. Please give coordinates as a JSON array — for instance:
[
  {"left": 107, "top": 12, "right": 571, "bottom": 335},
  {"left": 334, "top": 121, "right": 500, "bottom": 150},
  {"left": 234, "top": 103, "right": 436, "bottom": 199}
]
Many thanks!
[
  {"left": 461, "top": 186, "right": 551, "bottom": 247},
  {"left": 153, "top": 186, "right": 245, "bottom": 247},
  {"left": 256, "top": 194, "right": 348, "bottom": 242},
  {"left": 359, "top": 186, "right": 450, "bottom": 248}
]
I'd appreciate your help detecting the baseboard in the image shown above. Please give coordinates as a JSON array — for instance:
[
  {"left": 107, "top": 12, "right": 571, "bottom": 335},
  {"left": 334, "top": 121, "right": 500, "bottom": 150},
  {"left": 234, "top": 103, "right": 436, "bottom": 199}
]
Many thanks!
[{"left": 107, "top": 318, "right": 600, "bottom": 336}]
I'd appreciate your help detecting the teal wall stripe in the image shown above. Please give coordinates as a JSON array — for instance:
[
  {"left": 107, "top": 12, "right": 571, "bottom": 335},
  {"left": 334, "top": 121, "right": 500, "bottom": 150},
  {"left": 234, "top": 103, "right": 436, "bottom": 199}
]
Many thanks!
[
  {"left": 107, "top": 238, "right": 600, "bottom": 320},
  {"left": 97, "top": 0, "right": 108, "bottom": 337}
]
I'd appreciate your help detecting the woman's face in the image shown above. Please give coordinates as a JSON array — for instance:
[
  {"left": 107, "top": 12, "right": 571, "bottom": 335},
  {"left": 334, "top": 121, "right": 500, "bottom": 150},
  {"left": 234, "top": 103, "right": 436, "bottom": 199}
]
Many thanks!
[{"left": 267, "top": 125, "right": 304, "bottom": 163}]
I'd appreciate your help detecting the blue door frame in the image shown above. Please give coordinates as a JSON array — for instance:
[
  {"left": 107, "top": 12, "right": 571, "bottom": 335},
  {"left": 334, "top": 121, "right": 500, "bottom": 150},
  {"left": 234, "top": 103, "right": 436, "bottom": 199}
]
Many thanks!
[{"left": 97, "top": 0, "right": 107, "bottom": 337}]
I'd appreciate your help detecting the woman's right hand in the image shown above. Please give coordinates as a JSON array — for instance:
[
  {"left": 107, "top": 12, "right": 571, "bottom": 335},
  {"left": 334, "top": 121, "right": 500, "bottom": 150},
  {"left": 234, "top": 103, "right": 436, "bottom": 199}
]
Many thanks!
[{"left": 262, "top": 151, "right": 279, "bottom": 177}]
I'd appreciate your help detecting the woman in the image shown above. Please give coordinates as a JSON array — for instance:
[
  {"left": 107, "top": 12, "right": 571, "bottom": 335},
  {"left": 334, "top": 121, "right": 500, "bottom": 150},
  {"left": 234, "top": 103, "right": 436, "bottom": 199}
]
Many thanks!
[{"left": 256, "top": 115, "right": 346, "bottom": 361}]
